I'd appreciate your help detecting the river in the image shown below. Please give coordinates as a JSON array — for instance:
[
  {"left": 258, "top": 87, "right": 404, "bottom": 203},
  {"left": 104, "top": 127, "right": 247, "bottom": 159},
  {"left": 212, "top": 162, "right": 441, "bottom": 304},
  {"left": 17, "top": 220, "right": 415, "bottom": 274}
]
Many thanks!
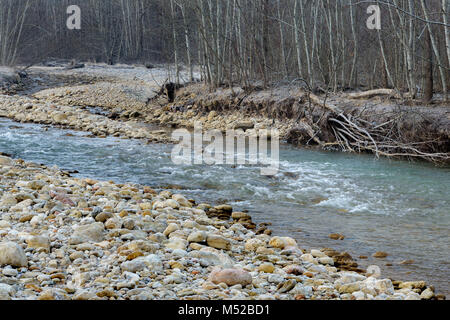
[{"left": 0, "top": 117, "right": 449, "bottom": 296}]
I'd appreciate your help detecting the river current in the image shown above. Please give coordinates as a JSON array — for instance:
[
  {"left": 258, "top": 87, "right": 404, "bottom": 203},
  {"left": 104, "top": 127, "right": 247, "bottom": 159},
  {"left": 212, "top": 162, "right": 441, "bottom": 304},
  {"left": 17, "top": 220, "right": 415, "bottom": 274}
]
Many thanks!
[{"left": 1, "top": 117, "right": 449, "bottom": 295}]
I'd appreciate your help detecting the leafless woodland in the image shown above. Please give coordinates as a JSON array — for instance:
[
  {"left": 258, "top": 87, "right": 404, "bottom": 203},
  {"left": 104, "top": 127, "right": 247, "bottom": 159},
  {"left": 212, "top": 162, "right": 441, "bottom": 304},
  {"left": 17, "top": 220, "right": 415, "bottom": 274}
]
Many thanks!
[
  {"left": 1, "top": 1, "right": 449, "bottom": 162},
  {"left": 0, "top": 0, "right": 449, "bottom": 97}
]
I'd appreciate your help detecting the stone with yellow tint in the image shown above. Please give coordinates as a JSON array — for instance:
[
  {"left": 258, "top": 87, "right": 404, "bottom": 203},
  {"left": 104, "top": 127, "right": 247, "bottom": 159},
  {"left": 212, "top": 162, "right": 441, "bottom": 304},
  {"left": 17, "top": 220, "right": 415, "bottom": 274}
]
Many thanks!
[
  {"left": 139, "top": 202, "right": 152, "bottom": 210},
  {"left": 258, "top": 263, "right": 275, "bottom": 273},
  {"left": 163, "top": 223, "right": 180, "bottom": 237},
  {"left": 268, "top": 236, "right": 297, "bottom": 249},
  {"left": 26, "top": 235, "right": 51, "bottom": 253}
]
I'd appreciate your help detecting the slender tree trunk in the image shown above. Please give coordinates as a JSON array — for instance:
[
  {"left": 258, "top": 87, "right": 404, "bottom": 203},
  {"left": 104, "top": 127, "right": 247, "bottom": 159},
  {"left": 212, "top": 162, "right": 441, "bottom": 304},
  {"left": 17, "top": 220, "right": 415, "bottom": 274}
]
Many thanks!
[
  {"left": 180, "top": 2, "right": 193, "bottom": 82},
  {"left": 421, "top": 0, "right": 447, "bottom": 99},
  {"left": 442, "top": 0, "right": 450, "bottom": 71},
  {"left": 349, "top": 0, "right": 358, "bottom": 88},
  {"left": 299, "top": 0, "right": 312, "bottom": 86},
  {"left": 293, "top": 0, "right": 303, "bottom": 78},
  {"left": 407, "top": 0, "right": 417, "bottom": 98},
  {"left": 378, "top": 27, "right": 396, "bottom": 91},
  {"left": 170, "top": 0, "right": 180, "bottom": 84},
  {"left": 424, "top": 26, "right": 434, "bottom": 103},
  {"left": 277, "top": 0, "right": 288, "bottom": 78}
]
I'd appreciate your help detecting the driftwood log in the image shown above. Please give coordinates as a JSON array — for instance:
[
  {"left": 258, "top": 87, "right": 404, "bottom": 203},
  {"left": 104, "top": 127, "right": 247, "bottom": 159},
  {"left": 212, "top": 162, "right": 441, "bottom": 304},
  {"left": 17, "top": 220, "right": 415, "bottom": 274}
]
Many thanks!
[
  {"left": 345, "top": 89, "right": 396, "bottom": 100},
  {"left": 345, "top": 89, "right": 416, "bottom": 100}
]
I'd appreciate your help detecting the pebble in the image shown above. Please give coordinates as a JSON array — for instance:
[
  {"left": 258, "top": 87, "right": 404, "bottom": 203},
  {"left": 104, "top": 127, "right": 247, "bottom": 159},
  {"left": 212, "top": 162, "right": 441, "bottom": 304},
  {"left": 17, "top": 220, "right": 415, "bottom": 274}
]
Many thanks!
[
  {"left": 0, "top": 283, "right": 15, "bottom": 300},
  {"left": 0, "top": 221, "right": 11, "bottom": 229},
  {"left": 420, "top": 288, "right": 434, "bottom": 300},
  {"left": 267, "top": 274, "right": 284, "bottom": 284},
  {"left": 166, "top": 238, "right": 188, "bottom": 250},
  {"left": 2, "top": 266, "right": 19, "bottom": 277},
  {"left": 121, "top": 259, "right": 147, "bottom": 273},
  {"left": 338, "top": 282, "right": 362, "bottom": 294},
  {"left": 245, "top": 238, "right": 265, "bottom": 252},
  {"left": 70, "top": 223, "right": 105, "bottom": 244},
  {"left": 373, "top": 251, "right": 389, "bottom": 258},
  {"left": 311, "top": 249, "right": 327, "bottom": 258},
  {"left": 374, "top": 279, "right": 395, "bottom": 295},
  {"left": 258, "top": 263, "right": 275, "bottom": 273},
  {"left": 187, "top": 231, "right": 207, "bottom": 243},
  {"left": 318, "top": 257, "right": 334, "bottom": 265},
  {"left": 398, "top": 281, "right": 427, "bottom": 291},
  {"left": 163, "top": 223, "right": 179, "bottom": 237},
  {"left": 0, "top": 156, "right": 13, "bottom": 166},
  {"left": 278, "top": 280, "right": 296, "bottom": 293},
  {"left": 329, "top": 233, "right": 345, "bottom": 240}
]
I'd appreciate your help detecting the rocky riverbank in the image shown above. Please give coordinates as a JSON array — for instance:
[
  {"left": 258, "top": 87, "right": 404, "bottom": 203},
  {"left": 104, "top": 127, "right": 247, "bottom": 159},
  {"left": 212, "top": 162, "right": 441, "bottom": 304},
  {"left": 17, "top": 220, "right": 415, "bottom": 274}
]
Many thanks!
[
  {"left": 0, "top": 66, "right": 293, "bottom": 146},
  {"left": 0, "top": 155, "right": 440, "bottom": 300},
  {"left": 0, "top": 94, "right": 175, "bottom": 144},
  {"left": 0, "top": 65, "right": 447, "bottom": 300},
  {"left": 17, "top": 65, "right": 448, "bottom": 165}
]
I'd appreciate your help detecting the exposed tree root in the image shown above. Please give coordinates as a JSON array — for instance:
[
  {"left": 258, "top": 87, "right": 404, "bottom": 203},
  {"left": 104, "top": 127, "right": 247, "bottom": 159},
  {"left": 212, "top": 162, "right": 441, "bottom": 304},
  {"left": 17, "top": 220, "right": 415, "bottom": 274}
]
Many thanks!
[{"left": 305, "top": 92, "right": 450, "bottom": 164}]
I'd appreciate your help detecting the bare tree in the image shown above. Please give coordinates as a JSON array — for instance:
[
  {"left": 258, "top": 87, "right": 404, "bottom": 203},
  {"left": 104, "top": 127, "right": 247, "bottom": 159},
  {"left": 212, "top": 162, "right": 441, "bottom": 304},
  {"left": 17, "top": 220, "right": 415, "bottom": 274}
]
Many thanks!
[
  {"left": 420, "top": 0, "right": 447, "bottom": 99},
  {"left": 1, "top": 0, "right": 448, "bottom": 100},
  {"left": 423, "top": 22, "right": 434, "bottom": 103},
  {"left": 0, "top": 0, "right": 30, "bottom": 65}
]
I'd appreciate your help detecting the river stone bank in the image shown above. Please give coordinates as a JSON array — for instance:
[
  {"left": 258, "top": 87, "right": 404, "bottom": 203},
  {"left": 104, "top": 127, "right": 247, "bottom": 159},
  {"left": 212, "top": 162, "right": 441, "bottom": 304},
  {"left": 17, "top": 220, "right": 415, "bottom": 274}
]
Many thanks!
[
  {"left": 0, "top": 87, "right": 285, "bottom": 145},
  {"left": 31, "top": 82, "right": 294, "bottom": 139},
  {"left": 0, "top": 95, "right": 175, "bottom": 143},
  {"left": 2, "top": 65, "right": 450, "bottom": 164},
  {"left": 18, "top": 67, "right": 449, "bottom": 164},
  {"left": 0, "top": 65, "right": 292, "bottom": 142},
  {"left": 0, "top": 155, "right": 439, "bottom": 300}
]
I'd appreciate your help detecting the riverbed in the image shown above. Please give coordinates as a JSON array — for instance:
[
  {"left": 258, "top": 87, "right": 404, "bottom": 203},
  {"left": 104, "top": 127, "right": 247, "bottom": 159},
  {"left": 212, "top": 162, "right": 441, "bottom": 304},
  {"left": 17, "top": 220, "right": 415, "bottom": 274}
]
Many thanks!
[{"left": 0, "top": 117, "right": 449, "bottom": 296}]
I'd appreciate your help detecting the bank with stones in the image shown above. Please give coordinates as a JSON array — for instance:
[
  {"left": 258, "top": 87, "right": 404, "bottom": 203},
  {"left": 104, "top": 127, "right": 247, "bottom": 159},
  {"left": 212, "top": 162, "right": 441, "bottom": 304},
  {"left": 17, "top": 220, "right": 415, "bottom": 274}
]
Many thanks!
[{"left": 0, "top": 155, "right": 438, "bottom": 300}]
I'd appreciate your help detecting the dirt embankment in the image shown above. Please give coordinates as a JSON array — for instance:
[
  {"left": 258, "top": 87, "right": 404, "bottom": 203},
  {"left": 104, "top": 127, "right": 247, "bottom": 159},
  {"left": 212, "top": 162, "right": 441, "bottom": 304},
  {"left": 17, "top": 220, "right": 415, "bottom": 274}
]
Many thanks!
[
  {"left": 2, "top": 65, "right": 449, "bottom": 163},
  {"left": 158, "top": 84, "right": 450, "bottom": 164}
]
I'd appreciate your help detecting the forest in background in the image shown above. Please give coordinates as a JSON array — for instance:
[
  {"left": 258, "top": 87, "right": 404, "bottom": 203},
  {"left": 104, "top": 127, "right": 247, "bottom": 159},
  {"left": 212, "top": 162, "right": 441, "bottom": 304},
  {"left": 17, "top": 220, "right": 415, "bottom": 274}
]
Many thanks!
[{"left": 0, "top": 0, "right": 449, "bottom": 100}]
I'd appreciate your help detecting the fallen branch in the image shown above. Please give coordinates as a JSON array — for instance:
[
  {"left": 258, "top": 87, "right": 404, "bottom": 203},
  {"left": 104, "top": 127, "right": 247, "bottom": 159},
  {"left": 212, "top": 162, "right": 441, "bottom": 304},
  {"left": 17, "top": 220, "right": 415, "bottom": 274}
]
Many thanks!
[
  {"left": 345, "top": 89, "right": 396, "bottom": 100},
  {"left": 296, "top": 89, "right": 449, "bottom": 164}
]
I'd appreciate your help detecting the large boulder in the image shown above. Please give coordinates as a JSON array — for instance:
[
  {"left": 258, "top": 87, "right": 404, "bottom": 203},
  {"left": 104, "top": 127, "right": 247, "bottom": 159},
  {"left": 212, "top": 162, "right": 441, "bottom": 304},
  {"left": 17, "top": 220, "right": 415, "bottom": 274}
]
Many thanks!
[
  {"left": 268, "top": 236, "right": 297, "bottom": 249},
  {"left": 69, "top": 222, "right": 105, "bottom": 244},
  {"left": 0, "top": 242, "right": 28, "bottom": 267},
  {"left": 207, "top": 234, "right": 231, "bottom": 251},
  {"left": 189, "top": 249, "right": 234, "bottom": 268},
  {"left": 26, "top": 235, "right": 51, "bottom": 252},
  {"left": 209, "top": 268, "right": 252, "bottom": 287},
  {"left": 0, "top": 156, "right": 14, "bottom": 166}
]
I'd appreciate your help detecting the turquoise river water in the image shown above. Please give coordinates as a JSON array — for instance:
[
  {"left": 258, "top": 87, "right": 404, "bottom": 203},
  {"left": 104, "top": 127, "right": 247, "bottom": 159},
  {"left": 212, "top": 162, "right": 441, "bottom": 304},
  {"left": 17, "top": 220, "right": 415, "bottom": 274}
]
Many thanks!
[{"left": 0, "top": 117, "right": 449, "bottom": 296}]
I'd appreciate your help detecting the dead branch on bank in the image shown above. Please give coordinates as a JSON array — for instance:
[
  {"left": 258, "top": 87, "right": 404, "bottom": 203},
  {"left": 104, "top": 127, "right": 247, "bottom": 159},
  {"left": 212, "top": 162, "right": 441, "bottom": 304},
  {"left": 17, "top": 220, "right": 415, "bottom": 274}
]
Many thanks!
[
  {"left": 299, "top": 91, "right": 450, "bottom": 164},
  {"left": 345, "top": 89, "right": 396, "bottom": 100},
  {"left": 344, "top": 89, "right": 418, "bottom": 101}
]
